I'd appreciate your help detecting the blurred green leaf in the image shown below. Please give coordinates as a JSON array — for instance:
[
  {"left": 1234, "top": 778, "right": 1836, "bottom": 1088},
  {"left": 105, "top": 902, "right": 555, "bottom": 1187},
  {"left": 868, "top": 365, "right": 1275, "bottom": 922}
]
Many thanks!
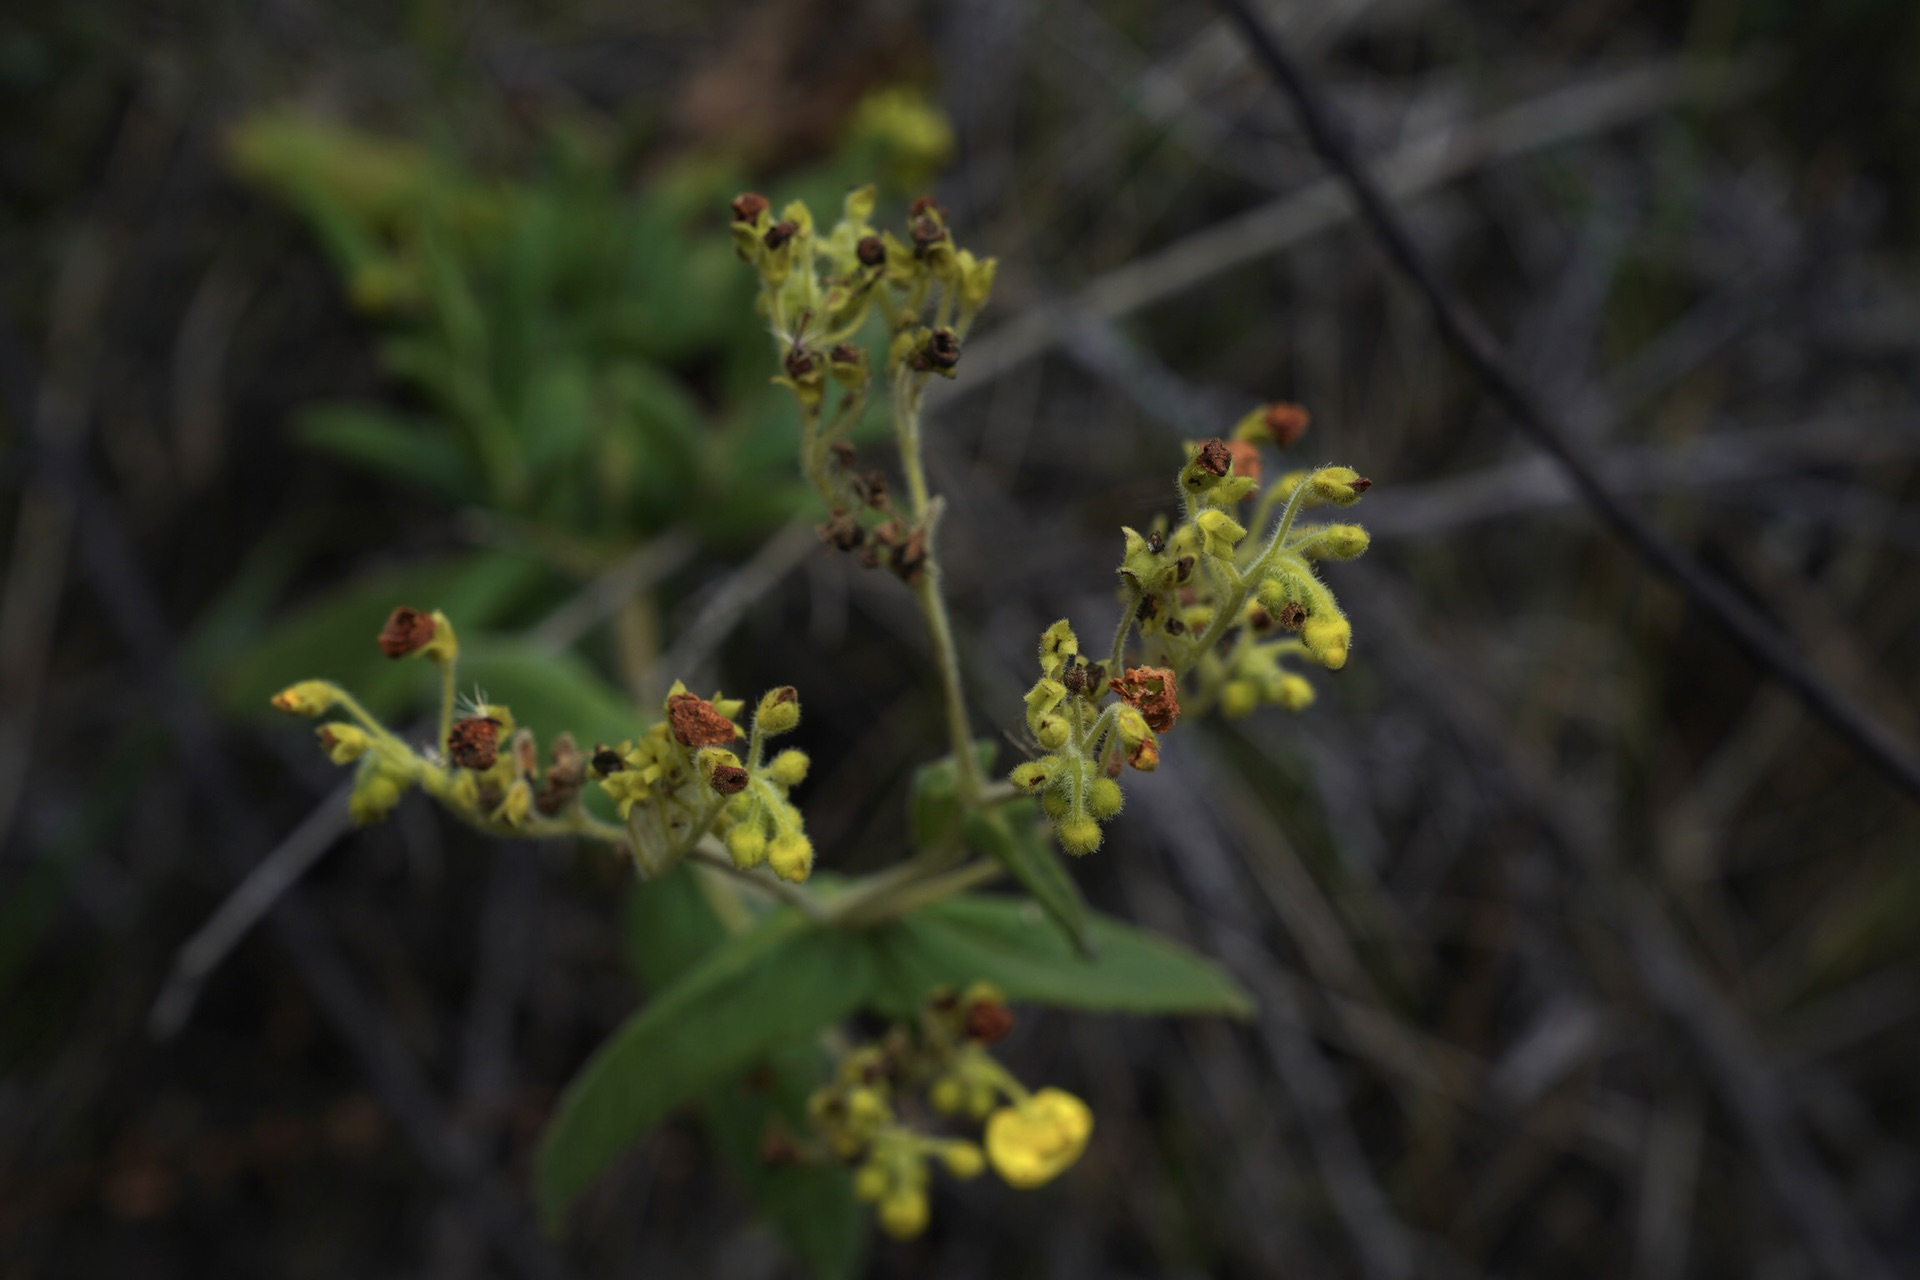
[
  {"left": 215, "top": 551, "right": 543, "bottom": 720},
  {"left": 705, "top": 1045, "right": 866, "bottom": 1280},
  {"left": 536, "top": 912, "right": 873, "bottom": 1229},
  {"left": 966, "top": 801, "right": 1093, "bottom": 958},
  {"left": 863, "top": 894, "right": 1253, "bottom": 1020},
  {"left": 908, "top": 740, "right": 999, "bottom": 850},
  {"left": 296, "top": 404, "right": 482, "bottom": 503},
  {"left": 625, "top": 867, "right": 861, "bottom": 1277}
]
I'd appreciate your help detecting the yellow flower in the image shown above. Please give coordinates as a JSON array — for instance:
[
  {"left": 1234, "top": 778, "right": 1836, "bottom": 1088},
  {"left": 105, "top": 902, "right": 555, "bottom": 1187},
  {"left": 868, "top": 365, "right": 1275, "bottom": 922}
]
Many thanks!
[{"left": 985, "top": 1088, "right": 1093, "bottom": 1188}]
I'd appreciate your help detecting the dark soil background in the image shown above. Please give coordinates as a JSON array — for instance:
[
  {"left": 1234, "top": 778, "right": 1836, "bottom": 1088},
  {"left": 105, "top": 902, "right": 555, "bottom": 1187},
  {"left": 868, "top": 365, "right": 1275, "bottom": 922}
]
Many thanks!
[{"left": 5, "top": 1, "right": 1920, "bottom": 1277}]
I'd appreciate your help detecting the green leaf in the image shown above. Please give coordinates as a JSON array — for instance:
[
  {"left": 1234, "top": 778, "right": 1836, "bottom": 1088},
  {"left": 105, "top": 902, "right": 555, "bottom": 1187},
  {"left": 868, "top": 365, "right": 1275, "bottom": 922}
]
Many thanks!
[
  {"left": 907, "top": 739, "right": 998, "bottom": 850},
  {"left": 625, "top": 868, "right": 863, "bottom": 1278},
  {"left": 705, "top": 1046, "right": 866, "bottom": 1280},
  {"left": 965, "top": 801, "right": 1094, "bottom": 958},
  {"left": 295, "top": 404, "right": 482, "bottom": 503},
  {"left": 864, "top": 894, "right": 1253, "bottom": 1021},
  {"left": 215, "top": 550, "right": 543, "bottom": 721},
  {"left": 535, "top": 913, "right": 874, "bottom": 1230}
]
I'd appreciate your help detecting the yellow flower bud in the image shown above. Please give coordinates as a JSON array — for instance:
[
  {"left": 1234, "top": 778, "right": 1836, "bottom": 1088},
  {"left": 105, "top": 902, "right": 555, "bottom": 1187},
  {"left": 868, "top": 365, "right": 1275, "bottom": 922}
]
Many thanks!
[
  {"left": 854, "top": 1162, "right": 889, "bottom": 1203},
  {"left": 348, "top": 767, "right": 406, "bottom": 826},
  {"left": 755, "top": 686, "right": 801, "bottom": 736},
  {"left": 316, "top": 723, "right": 371, "bottom": 765},
  {"left": 1273, "top": 674, "right": 1315, "bottom": 712},
  {"left": 941, "top": 1142, "right": 985, "bottom": 1179},
  {"left": 697, "top": 748, "right": 751, "bottom": 795},
  {"left": 1306, "top": 523, "right": 1370, "bottom": 559},
  {"left": 985, "top": 1088, "right": 1093, "bottom": 1189},
  {"left": 493, "top": 779, "right": 533, "bottom": 828},
  {"left": 1055, "top": 815, "right": 1102, "bottom": 856},
  {"left": 1220, "top": 679, "right": 1260, "bottom": 719},
  {"left": 1195, "top": 508, "right": 1246, "bottom": 560},
  {"left": 1033, "top": 715, "right": 1069, "bottom": 751},
  {"left": 766, "top": 748, "right": 810, "bottom": 789},
  {"left": 1023, "top": 678, "right": 1066, "bottom": 732},
  {"left": 1309, "top": 466, "right": 1372, "bottom": 506},
  {"left": 1009, "top": 759, "right": 1054, "bottom": 792},
  {"left": 768, "top": 831, "right": 814, "bottom": 882},
  {"left": 271, "top": 680, "right": 339, "bottom": 717},
  {"left": 725, "top": 824, "right": 767, "bottom": 869},
  {"left": 1037, "top": 620, "right": 1078, "bottom": 677},
  {"left": 1302, "top": 614, "right": 1352, "bottom": 670},
  {"left": 1040, "top": 787, "right": 1070, "bottom": 821},
  {"left": 1086, "top": 776, "right": 1123, "bottom": 820},
  {"left": 930, "top": 1076, "right": 965, "bottom": 1115},
  {"left": 1113, "top": 704, "right": 1150, "bottom": 748},
  {"left": 878, "top": 1190, "right": 929, "bottom": 1240}
]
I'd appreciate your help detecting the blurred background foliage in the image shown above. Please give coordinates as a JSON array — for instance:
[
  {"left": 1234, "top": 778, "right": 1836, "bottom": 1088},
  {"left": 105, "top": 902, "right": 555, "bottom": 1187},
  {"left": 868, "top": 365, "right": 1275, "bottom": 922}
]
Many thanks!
[{"left": 5, "top": 1, "right": 1920, "bottom": 1278}]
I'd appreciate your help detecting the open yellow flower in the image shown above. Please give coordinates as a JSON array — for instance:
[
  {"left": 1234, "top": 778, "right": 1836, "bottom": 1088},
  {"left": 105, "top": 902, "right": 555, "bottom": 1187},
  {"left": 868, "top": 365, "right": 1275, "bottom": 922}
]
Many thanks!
[{"left": 984, "top": 1088, "right": 1093, "bottom": 1188}]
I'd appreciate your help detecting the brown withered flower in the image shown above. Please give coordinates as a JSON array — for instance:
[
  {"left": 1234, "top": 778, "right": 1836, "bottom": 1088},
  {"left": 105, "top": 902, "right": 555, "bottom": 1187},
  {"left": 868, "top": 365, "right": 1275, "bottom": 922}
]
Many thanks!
[
  {"left": 377, "top": 607, "right": 436, "bottom": 659},
  {"left": 1195, "top": 438, "right": 1232, "bottom": 477},
  {"left": 1109, "top": 666, "right": 1181, "bottom": 733},
  {"left": 667, "top": 692, "right": 737, "bottom": 749},
  {"left": 1264, "top": 402, "right": 1310, "bottom": 448},
  {"left": 448, "top": 716, "right": 501, "bottom": 770},
  {"left": 730, "top": 192, "right": 770, "bottom": 223},
  {"left": 1225, "top": 439, "right": 1262, "bottom": 483}
]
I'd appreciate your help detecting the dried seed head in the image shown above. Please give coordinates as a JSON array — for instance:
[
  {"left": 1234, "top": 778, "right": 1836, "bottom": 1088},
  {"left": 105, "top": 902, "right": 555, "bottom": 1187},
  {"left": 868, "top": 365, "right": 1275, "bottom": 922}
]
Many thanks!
[
  {"left": 590, "top": 746, "right": 626, "bottom": 776},
  {"left": 731, "top": 192, "right": 770, "bottom": 223},
  {"left": 377, "top": 606, "right": 437, "bottom": 658},
  {"left": 764, "top": 219, "right": 798, "bottom": 250},
  {"left": 667, "top": 692, "right": 738, "bottom": 748},
  {"left": 708, "top": 763, "right": 750, "bottom": 795},
  {"left": 448, "top": 716, "right": 502, "bottom": 770},
  {"left": 1278, "top": 601, "right": 1308, "bottom": 632},
  {"left": 1196, "top": 438, "right": 1233, "bottom": 477},
  {"left": 1226, "top": 439, "right": 1262, "bottom": 483},
  {"left": 1109, "top": 666, "right": 1181, "bottom": 733},
  {"left": 1264, "top": 402, "right": 1310, "bottom": 448},
  {"left": 1146, "top": 529, "right": 1166, "bottom": 555},
  {"left": 856, "top": 234, "right": 886, "bottom": 267},
  {"left": 820, "top": 509, "right": 865, "bottom": 551}
]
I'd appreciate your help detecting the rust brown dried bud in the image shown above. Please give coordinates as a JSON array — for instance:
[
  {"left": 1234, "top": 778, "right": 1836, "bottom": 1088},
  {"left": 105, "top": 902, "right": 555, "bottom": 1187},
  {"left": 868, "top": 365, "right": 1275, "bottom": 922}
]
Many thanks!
[
  {"left": 1173, "top": 555, "right": 1196, "bottom": 584},
  {"left": 1196, "top": 438, "right": 1232, "bottom": 477},
  {"left": 784, "top": 344, "right": 820, "bottom": 380},
  {"left": 856, "top": 234, "right": 886, "bottom": 267},
  {"left": 1110, "top": 666, "right": 1181, "bottom": 733},
  {"left": 963, "top": 998, "right": 1015, "bottom": 1046},
  {"left": 1249, "top": 604, "right": 1276, "bottom": 633},
  {"left": 829, "top": 342, "right": 861, "bottom": 365},
  {"left": 707, "top": 763, "right": 750, "bottom": 795},
  {"left": 730, "top": 192, "right": 770, "bottom": 223},
  {"left": 910, "top": 195, "right": 942, "bottom": 217},
  {"left": 829, "top": 440, "right": 857, "bottom": 469},
  {"left": 1164, "top": 615, "right": 1186, "bottom": 636},
  {"left": 820, "top": 509, "right": 865, "bottom": 551},
  {"left": 891, "top": 526, "right": 929, "bottom": 585},
  {"left": 1264, "top": 402, "right": 1310, "bottom": 448},
  {"left": 448, "top": 716, "right": 502, "bottom": 770},
  {"left": 852, "top": 469, "right": 889, "bottom": 510},
  {"left": 925, "top": 328, "right": 960, "bottom": 370},
  {"left": 1226, "top": 440, "right": 1262, "bottom": 483},
  {"left": 590, "top": 746, "right": 627, "bottom": 776},
  {"left": 667, "top": 692, "right": 738, "bottom": 749},
  {"left": 763, "top": 219, "right": 798, "bottom": 250},
  {"left": 1278, "top": 601, "right": 1308, "bottom": 632},
  {"left": 377, "top": 606, "right": 436, "bottom": 659}
]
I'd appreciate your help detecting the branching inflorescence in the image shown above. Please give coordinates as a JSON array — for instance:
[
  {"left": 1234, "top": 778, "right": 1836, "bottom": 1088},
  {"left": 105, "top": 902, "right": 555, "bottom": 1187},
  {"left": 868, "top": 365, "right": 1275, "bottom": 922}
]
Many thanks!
[{"left": 269, "top": 188, "right": 1372, "bottom": 1247}]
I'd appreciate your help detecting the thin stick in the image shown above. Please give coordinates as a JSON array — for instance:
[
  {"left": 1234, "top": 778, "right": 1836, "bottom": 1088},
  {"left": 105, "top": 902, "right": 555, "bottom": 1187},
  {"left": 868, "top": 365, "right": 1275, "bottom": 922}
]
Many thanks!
[{"left": 1213, "top": 0, "right": 1920, "bottom": 808}]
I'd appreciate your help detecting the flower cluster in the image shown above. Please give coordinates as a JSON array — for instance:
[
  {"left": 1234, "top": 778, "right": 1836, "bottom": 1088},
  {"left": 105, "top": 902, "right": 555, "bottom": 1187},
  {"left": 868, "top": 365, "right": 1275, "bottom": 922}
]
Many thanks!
[
  {"left": 732, "top": 185, "right": 997, "bottom": 565},
  {"left": 271, "top": 606, "right": 816, "bottom": 882},
  {"left": 788, "top": 985, "right": 1091, "bottom": 1240},
  {"left": 589, "top": 681, "right": 817, "bottom": 881},
  {"left": 1011, "top": 404, "right": 1374, "bottom": 853}
]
